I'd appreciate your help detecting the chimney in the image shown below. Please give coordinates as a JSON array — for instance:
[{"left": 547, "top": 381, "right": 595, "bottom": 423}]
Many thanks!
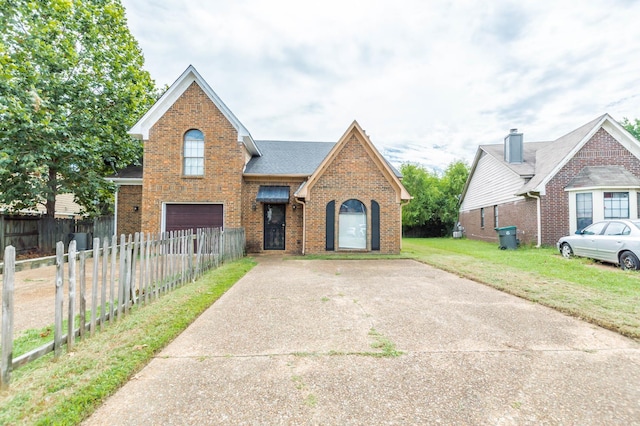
[{"left": 504, "top": 128, "right": 523, "bottom": 164}]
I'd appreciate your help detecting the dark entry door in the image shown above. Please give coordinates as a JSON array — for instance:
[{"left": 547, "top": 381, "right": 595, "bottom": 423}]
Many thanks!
[{"left": 264, "top": 204, "right": 285, "bottom": 250}]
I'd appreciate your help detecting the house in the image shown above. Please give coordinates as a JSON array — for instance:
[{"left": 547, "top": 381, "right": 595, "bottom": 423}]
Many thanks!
[
  {"left": 458, "top": 114, "right": 640, "bottom": 247},
  {"left": 1, "top": 193, "right": 84, "bottom": 219},
  {"left": 108, "top": 65, "right": 410, "bottom": 254}
]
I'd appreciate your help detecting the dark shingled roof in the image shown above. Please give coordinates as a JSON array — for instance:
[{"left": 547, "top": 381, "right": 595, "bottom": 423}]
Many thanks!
[
  {"left": 244, "top": 140, "right": 335, "bottom": 175},
  {"left": 110, "top": 164, "right": 143, "bottom": 179}
]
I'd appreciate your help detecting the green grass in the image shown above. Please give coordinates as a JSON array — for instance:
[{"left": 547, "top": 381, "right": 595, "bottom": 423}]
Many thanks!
[
  {"left": 402, "top": 238, "right": 640, "bottom": 340},
  {"left": 0, "top": 258, "right": 255, "bottom": 425}
]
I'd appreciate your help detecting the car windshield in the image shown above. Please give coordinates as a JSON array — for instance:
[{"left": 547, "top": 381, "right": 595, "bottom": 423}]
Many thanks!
[{"left": 631, "top": 220, "right": 640, "bottom": 230}]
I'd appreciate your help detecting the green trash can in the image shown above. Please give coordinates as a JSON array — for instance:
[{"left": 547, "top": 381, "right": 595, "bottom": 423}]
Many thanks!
[{"left": 495, "top": 226, "right": 518, "bottom": 250}]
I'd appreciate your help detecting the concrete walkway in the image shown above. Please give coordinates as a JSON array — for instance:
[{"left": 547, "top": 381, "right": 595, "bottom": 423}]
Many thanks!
[{"left": 84, "top": 258, "right": 640, "bottom": 425}]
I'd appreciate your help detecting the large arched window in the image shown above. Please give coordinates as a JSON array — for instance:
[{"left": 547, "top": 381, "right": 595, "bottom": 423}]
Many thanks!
[
  {"left": 339, "top": 199, "right": 366, "bottom": 249},
  {"left": 183, "top": 129, "right": 204, "bottom": 175}
]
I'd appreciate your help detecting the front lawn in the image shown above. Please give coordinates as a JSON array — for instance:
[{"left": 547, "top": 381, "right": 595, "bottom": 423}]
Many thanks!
[{"left": 402, "top": 238, "right": 640, "bottom": 340}]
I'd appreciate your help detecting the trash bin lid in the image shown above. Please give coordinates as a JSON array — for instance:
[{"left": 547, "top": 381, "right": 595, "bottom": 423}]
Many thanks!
[{"left": 494, "top": 226, "right": 517, "bottom": 231}]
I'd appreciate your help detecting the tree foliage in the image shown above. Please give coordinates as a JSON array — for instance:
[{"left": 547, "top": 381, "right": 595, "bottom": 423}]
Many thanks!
[
  {"left": 0, "top": 0, "right": 156, "bottom": 217},
  {"left": 401, "top": 160, "right": 469, "bottom": 237},
  {"left": 622, "top": 117, "right": 640, "bottom": 141}
]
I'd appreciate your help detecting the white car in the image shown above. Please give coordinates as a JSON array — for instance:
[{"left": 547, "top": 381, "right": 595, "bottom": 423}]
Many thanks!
[{"left": 557, "top": 220, "right": 640, "bottom": 270}]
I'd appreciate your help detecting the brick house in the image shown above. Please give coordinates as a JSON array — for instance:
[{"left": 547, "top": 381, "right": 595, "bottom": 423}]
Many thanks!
[
  {"left": 458, "top": 114, "right": 640, "bottom": 246},
  {"left": 109, "top": 66, "right": 410, "bottom": 254}
]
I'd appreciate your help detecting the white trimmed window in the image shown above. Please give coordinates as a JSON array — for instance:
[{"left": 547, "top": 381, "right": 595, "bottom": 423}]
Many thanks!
[
  {"left": 339, "top": 199, "right": 367, "bottom": 249},
  {"left": 184, "top": 129, "right": 204, "bottom": 176},
  {"left": 604, "top": 192, "right": 629, "bottom": 219}
]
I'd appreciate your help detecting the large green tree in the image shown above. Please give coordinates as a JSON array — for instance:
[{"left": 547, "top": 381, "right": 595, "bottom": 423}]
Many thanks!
[
  {"left": 622, "top": 117, "right": 640, "bottom": 141},
  {"left": 401, "top": 160, "right": 469, "bottom": 237},
  {"left": 0, "top": 0, "right": 156, "bottom": 217}
]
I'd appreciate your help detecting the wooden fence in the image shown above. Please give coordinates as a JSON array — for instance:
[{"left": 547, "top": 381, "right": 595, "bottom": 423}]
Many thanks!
[
  {"left": 0, "top": 227, "right": 245, "bottom": 389},
  {"left": 0, "top": 214, "right": 115, "bottom": 254}
]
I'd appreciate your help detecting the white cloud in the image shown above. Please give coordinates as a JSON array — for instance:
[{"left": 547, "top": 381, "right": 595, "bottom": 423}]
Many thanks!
[{"left": 122, "top": 0, "right": 640, "bottom": 172}]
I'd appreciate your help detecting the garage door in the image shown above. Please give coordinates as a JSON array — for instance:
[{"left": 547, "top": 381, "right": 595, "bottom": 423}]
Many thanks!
[{"left": 165, "top": 204, "right": 223, "bottom": 233}]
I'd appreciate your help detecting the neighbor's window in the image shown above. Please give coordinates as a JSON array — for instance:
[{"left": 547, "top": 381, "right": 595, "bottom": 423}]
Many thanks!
[
  {"left": 184, "top": 129, "right": 204, "bottom": 176},
  {"left": 493, "top": 205, "right": 499, "bottom": 228},
  {"left": 480, "top": 208, "right": 485, "bottom": 228},
  {"left": 604, "top": 192, "right": 629, "bottom": 219},
  {"left": 338, "top": 199, "right": 366, "bottom": 249},
  {"left": 576, "top": 193, "right": 593, "bottom": 231}
]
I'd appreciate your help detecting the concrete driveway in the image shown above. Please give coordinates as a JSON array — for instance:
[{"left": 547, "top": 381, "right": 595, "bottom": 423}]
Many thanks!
[{"left": 84, "top": 258, "right": 640, "bottom": 425}]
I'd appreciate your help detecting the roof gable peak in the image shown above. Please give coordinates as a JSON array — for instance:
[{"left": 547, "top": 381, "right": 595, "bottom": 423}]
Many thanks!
[{"left": 128, "top": 65, "right": 260, "bottom": 156}]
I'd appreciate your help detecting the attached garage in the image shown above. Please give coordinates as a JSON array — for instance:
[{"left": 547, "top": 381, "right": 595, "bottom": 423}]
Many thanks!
[{"left": 164, "top": 204, "right": 223, "bottom": 233}]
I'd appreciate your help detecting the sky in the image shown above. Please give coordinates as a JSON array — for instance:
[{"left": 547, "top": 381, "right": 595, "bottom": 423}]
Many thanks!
[{"left": 120, "top": 0, "right": 640, "bottom": 173}]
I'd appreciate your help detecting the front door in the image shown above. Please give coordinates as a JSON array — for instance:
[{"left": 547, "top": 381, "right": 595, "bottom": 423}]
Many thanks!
[{"left": 264, "top": 204, "right": 285, "bottom": 250}]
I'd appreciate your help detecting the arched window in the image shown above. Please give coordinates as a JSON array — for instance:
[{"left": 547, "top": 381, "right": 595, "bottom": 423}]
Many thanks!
[
  {"left": 183, "top": 129, "right": 204, "bottom": 175},
  {"left": 339, "top": 199, "right": 366, "bottom": 249}
]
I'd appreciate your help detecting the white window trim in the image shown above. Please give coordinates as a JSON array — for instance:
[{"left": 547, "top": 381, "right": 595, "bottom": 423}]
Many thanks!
[{"left": 566, "top": 187, "right": 640, "bottom": 234}]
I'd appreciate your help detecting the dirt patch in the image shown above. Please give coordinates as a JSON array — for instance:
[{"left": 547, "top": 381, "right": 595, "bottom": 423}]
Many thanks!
[{"left": 1, "top": 259, "right": 99, "bottom": 336}]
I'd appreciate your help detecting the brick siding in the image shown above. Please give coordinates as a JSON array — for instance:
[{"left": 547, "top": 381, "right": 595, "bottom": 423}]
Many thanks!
[
  {"left": 242, "top": 179, "right": 305, "bottom": 254},
  {"left": 459, "top": 198, "right": 537, "bottom": 246},
  {"left": 140, "top": 82, "right": 245, "bottom": 233},
  {"left": 542, "top": 128, "right": 640, "bottom": 245},
  {"left": 304, "top": 132, "right": 402, "bottom": 254},
  {"left": 116, "top": 185, "right": 142, "bottom": 237}
]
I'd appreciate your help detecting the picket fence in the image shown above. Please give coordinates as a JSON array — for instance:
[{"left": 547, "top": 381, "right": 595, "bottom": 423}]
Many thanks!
[{"left": 0, "top": 227, "right": 245, "bottom": 388}]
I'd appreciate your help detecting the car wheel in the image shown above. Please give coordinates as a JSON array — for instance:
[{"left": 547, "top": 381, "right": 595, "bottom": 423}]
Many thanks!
[
  {"left": 620, "top": 251, "right": 640, "bottom": 270},
  {"left": 561, "top": 243, "right": 573, "bottom": 259}
]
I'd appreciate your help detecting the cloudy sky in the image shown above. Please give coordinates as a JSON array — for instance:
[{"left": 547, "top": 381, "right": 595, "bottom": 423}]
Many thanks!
[{"left": 120, "top": 0, "right": 640, "bottom": 172}]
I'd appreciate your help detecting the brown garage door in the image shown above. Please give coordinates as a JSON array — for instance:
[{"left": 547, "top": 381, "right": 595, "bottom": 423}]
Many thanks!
[{"left": 165, "top": 204, "right": 223, "bottom": 233}]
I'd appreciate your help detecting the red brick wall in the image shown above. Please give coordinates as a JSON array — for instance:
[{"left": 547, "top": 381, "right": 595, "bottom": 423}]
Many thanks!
[
  {"left": 542, "top": 127, "right": 640, "bottom": 245},
  {"left": 141, "top": 82, "right": 245, "bottom": 233},
  {"left": 459, "top": 198, "right": 538, "bottom": 245},
  {"left": 116, "top": 185, "right": 142, "bottom": 237},
  {"left": 242, "top": 179, "right": 305, "bottom": 254},
  {"left": 304, "top": 132, "right": 402, "bottom": 254}
]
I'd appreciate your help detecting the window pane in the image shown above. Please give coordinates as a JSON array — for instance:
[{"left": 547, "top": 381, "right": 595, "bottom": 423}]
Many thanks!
[
  {"left": 604, "top": 192, "right": 629, "bottom": 219},
  {"left": 576, "top": 193, "right": 592, "bottom": 230},
  {"left": 339, "top": 199, "right": 366, "bottom": 249},
  {"left": 184, "top": 130, "right": 204, "bottom": 176}
]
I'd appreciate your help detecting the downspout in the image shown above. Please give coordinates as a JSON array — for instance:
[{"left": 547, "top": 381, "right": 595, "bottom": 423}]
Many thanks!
[
  {"left": 295, "top": 198, "right": 306, "bottom": 255},
  {"left": 113, "top": 185, "right": 119, "bottom": 238},
  {"left": 527, "top": 192, "right": 541, "bottom": 248}
]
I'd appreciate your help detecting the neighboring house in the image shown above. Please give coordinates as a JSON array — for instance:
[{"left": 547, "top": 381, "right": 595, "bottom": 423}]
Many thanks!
[
  {"left": 1, "top": 193, "right": 84, "bottom": 219},
  {"left": 459, "top": 113, "right": 640, "bottom": 246},
  {"left": 109, "top": 65, "right": 410, "bottom": 254}
]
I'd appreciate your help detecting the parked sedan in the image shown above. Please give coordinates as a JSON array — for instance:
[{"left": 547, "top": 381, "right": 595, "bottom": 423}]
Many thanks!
[{"left": 557, "top": 219, "right": 640, "bottom": 270}]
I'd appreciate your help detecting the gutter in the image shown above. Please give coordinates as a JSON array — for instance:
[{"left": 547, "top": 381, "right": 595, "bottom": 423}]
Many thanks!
[
  {"left": 527, "top": 192, "right": 541, "bottom": 248},
  {"left": 295, "top": 198, "right": 306, "bottom": 255}
]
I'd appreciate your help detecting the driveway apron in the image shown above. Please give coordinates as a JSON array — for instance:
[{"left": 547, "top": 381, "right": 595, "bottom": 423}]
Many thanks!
[{"left": 84, "top": 258, "right": 640, "bottom": 425}]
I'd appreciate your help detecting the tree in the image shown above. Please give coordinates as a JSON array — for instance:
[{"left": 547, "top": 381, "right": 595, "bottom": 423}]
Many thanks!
[
  {"left": 0, "top": 0, "right": 156, "bottom": 217},
  {"left": 400, "top": 160, "right": 469, "bottom": 237},
  {"left": 622, "top": 117, "right": 640, "bottom": 141}
]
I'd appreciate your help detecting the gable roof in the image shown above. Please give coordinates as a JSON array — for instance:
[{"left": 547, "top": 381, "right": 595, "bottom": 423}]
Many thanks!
[
  {"left": 244, "top": 141, "right": 335, "bottom": 176},
  {"left": 128, "top": 65, "right": 261, "bottom": 156},
  {"left": 462, "top": 114, "right": 640, "bottom": 202},
  {"left": 295, "top": 121, "right": 411, "bottom": 202}
]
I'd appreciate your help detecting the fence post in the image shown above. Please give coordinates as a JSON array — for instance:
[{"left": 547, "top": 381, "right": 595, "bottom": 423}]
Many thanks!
[
  {"left": 68, "top": 240, "right": 77, "bottom": 350},
  {"left": 54, "top": 241, "right": 64, "bottom": 358},
  {"left": 1, "top": 245, "right": 15, "bottom": 389},
  {"left": 90, "top": 238, "right": 99, "bottom": 336}
]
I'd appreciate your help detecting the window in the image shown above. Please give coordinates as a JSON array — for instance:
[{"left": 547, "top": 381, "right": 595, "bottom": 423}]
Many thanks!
[
  {"left": 581, "top": 221, "right": 607, "bottom": 235},
  {"left": 480, "top": 208, "right": 485, "bottom": 228},
  {"left": 493, "top": 205, "right": 499, "bottom": 228},
  {"left": 183, "top": 129, "right": 204, "bottom": 176},
  {"left": 576, "top": 193, "right": 593, "bottom": 231},
  {"left": 604, "top": 222, "right": 630, "bottom": 236},
  {"left": 339, "top": 199, "right": 366, "bottom": 249},
  {"left": 604, "top": 192, "right": 629, "bottom": 219}
]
